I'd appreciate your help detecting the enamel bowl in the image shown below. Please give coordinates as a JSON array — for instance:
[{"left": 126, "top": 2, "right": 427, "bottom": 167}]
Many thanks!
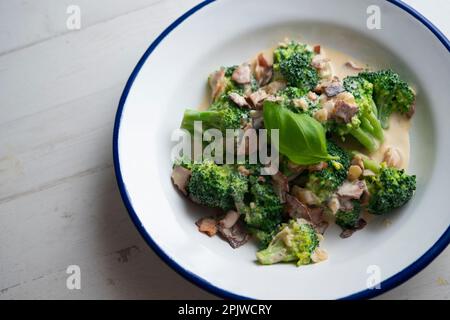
[{"left": 113, "top": 0, "right": 450, "bottom": 299}]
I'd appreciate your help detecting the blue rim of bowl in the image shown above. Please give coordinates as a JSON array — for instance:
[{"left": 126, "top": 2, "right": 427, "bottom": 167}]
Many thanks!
[{"left": 113, "top": 0, "right": 450, "bottom": 300}]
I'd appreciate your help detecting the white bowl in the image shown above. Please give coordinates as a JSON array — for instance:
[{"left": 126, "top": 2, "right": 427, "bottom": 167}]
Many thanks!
[{"left": 113, "top": 0, "right": 450, "bottom": 299}]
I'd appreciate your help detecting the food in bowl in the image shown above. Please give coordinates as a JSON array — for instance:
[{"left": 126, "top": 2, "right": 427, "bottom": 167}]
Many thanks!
[{"left": 171, "top": 39, "right": 417, "bottom": 267}]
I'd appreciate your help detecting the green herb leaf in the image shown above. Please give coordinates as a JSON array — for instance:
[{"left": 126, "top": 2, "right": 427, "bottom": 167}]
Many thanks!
[{"left": 263, "top": 100, "right": 334, "bottom": 165}]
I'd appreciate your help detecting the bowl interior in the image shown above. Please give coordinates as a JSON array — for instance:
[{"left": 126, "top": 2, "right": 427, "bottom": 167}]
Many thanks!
[{"left": 117, "top": 0, "right": 450, "bottom": 299}]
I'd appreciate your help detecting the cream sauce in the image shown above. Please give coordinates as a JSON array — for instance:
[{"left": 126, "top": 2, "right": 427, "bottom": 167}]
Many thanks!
[
  {"left": 321, "top": 47, "right": 411, "bottom": 169},
  {"left": 198, "top": 43, "right": 411, "bottom": 169},
  {"left": 369, "top": 114, "right": 411, "bottom": 169}
]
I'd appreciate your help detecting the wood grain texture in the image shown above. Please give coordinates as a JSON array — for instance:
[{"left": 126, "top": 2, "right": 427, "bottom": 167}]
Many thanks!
[{"left": 0, "top": 0, "right": 448, "bottom": 300}]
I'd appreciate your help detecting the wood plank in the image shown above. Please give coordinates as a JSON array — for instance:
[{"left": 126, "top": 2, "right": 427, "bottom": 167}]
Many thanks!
[
  {"left": 0, "top": 0, "right": 201, "bottom": 125},
  {"left": 0, "top": 0, "right": 164, "bottom": 55}
]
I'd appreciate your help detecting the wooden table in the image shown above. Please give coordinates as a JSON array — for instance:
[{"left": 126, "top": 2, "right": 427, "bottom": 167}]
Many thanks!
[{"left": 0, "top": 0, "right": 448, "bottom": 299}]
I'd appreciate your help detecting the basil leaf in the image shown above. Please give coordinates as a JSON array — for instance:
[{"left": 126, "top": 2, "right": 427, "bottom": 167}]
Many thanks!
[{"left": 263, "top": 100, "right": 332, "bottom": 165}]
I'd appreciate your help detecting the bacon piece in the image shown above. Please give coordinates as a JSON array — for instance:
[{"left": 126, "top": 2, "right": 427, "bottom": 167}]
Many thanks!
[
  {"left": 196, "top": 217, "right": 217, "bottom": 237},
  {"left": 218, "top": 220, "right": 249, "bottom": 248},
  {"left": 291, "top": 186, "right": 320, "bottom": 206},
  {"left": 285, "top": 194, "right": 311, "bottom": 220},
  {"left": 345, "top": 61, "right": 364, "bottom": 71},
  {"left": 228, "top": 92, "right": 249, "bottom": 108},
  {"left": 219, "top": 210, "right": 240, "bottom": 229},
  {"left": 337, "top": 180, "right": 366, "bottom": 199},
  {"left": 232, "top": 63, "right": 252, "bottom": 84},
  {"left": 262, "top": 81, "right": 286, "bottom": 95},
  {"left": 271, "top": 172, "right": 289, "bottom": 203},
  {"left": 332, "top": 100, "right": 359, "bottom": 123},
  {"left": 171, "top": 166, "right": 191, "bottom": 195},
  {"left": 247, "top": 89, "right": 269, "bottom": 109},
  {"left": 324, "top": 80, "right": 345, "bottom": 97},
  {"left": 255, "top": 53, "right": 273, "bottom": 86},
  {"left": 208, "top": 68, "right": 226, "bottom": 101}
]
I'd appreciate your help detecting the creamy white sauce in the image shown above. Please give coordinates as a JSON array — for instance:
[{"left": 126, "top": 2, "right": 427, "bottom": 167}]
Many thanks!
[
  {"left": 311, "top": 45, "right": 411, "bottom": 170},
  {"left": 369, "top": 114, "right": 410, "bottom": 169},
  {"left": 198, "top": 43, "right": 411, "bottom": 169}
]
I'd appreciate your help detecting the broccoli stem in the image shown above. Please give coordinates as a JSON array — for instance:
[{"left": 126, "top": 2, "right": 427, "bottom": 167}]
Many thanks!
[
  {"left": 181, "top": 109, "right": 221, "bottom": 133},
  {"left": 377, "top": 105, "right": 390, "bottom": 129},
  {"left": 370, "top": 100, "right": 378, "bottom": 117},
  {"left": 366, "top": 111, "right": 384, "bottom": 141},
  {"left": 363, "top": 158, "right": 381, "bottom": 173},
  {"left": 256, "top": 241, "right": 285, "bottom": 265},
  {"left": 349, "top": 110, "right": 384, "bottom": 153},
  {"left": 349, "top": 127, "right": 378, "bottom": 153}
]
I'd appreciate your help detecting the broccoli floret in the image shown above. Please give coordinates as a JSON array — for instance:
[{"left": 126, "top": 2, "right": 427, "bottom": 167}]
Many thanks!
[
  {"left": 364, "top": 162, "right": 416, "bottom": 215},
  {"left": 306, "top": 141, "right": 351, "bottom": 202},
  {"left": 224, "top": 66, "right": 236, "bottom": 78},
  {"left": 274, "top": 41, "right": 315, "bottom": 70},
  {"left": 250, "top": 228, "right": 277, "bottom": 250},
  {"left": 359, "top": 69, "right": 415, "bottom": 129},
  {"left": 335, "top": 200, "right": 362, "bottom": 230},
  {"left": 181, "top": 94, "right": 249, "bottom": 134},
  {"left": 240, "top": 176, "right": 283, "bottom": 235},
  {"left": 276, "top": 87, "right": 320, "bottom": 117},
  {"left": 256, "top": 219, "right": 321, "bottom": 266},
  {"left": 187, "top": 160, "right": 248, "bottom": 211},
  {"left": 273, "top": 41, "right": 319, "bottom": 94}
]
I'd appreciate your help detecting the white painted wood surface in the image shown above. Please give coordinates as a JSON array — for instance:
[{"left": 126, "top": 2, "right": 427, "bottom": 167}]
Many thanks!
[{"left": 0, "top": 0, "right": 448, "bottom": 300}]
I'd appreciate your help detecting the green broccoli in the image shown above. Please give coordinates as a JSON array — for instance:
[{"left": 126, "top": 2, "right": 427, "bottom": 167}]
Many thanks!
[
  {"left": 250, "top": 228, "right": 277, "bottom": 250},
  {"left": 335, "top": 200, "right": 362, "bottom": 230},
  {"left": 239, "top": 176, "right": 283, "bottom": 243},
  {"left": 328, "top": 75, "right": 384, "bottom": 152},
  {"left": 187, "top": 160, "right": 248, "bottom": 211},
  {"left": 359, "top": 69, "right": 415, "bottom": 129},
  {"left": 273, "top": 41, "right": 315, "bottom": 70},
  {"left": 363, "top": 161, "right": 416, "bottom": 215},
  {"left": 256, "top": 219, "right": 321, "bottom": 266},
  {"left": 305, "top": 141, "right": 351, "bottom": 202},
  {"left": 273, "top": 41, "right": 319, "bottom": 94},
  {"left": 181, "top": 94, "right": 249, "bottom": 134},
  {"left": 275, "top": 86, "right": 320, "bottom": 117}
]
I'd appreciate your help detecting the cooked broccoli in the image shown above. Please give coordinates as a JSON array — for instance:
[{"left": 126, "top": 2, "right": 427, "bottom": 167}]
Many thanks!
[
  {"left": 274, "top": 41, "right": 315, "bottom": 69},
  {"left": 363, "top": 161, "right": 416, "bottom": 215},
  {"left": 305, "top": 141, "right": 351, "bottom": 202},
  {"left": 274, "top": 41, "right": 319, "bottom": 94},
  {"left": 240, "top": 176, "right": 283, "bottom": 236},
  {"left": 359, "top": 69, "right": 415, "bottom": 129},
  {"left": 329, "top": 75, "right": 384, "bottom": 152},
  {"left": 276, "top": 86, "right": 320, "bottom": 117},
  {"left": 181, "top": 94, "right": 249, "bottom": 134},
  {"left": 256, "top": 219, "right": 321, "bottom": 266},
  {"left": 335, "top": 200, "right": 362, "bottom": 230},
  {"left": 224, "top": 65, "right": 236, "bottom": 78},
  {"left": 187, "top": 160, "right": 248, "bottom": 211},
  {"left": 250, "top": 228, "right": 277, "bottom": 250}
]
